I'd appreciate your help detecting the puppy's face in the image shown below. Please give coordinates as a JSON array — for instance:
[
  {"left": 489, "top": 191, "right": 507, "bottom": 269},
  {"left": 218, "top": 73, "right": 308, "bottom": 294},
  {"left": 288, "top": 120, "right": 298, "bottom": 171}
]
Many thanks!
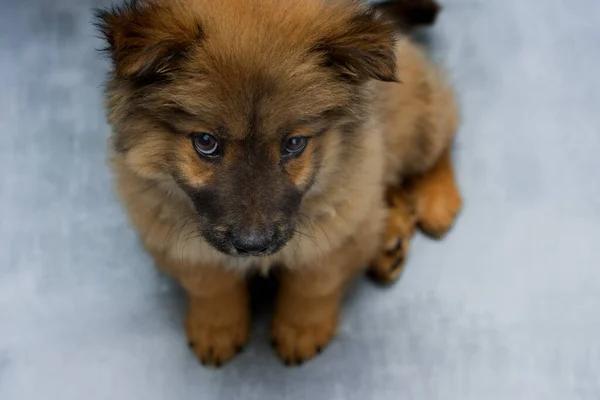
[{"left": 97, "top": 0, "right": 397, "bottom": 257}]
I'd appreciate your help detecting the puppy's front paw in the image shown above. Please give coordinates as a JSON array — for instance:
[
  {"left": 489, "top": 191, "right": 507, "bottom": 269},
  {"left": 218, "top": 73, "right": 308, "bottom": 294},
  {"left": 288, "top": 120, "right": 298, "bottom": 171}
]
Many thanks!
[
  {"left": 271, "top": 313, "right": 337, "bottom": 366},
  {"left": 186, "top": 307, "right": 250, "bottom": 367}
]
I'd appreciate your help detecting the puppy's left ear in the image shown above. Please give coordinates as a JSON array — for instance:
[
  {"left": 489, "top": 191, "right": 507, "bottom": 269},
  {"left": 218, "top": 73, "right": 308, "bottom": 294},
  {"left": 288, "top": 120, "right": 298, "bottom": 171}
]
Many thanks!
[{"left": 316, "top": 8, "right": 398, "bottom": 83}]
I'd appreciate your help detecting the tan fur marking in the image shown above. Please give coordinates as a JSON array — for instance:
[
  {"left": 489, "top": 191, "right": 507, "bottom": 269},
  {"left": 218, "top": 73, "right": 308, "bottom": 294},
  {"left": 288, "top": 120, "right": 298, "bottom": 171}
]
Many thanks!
[
  {"left": 285, "top": 142, "right": 315, "bottom": 188},
  {"left": 174, "top": 137, "right": 214, "bottom": 187}
]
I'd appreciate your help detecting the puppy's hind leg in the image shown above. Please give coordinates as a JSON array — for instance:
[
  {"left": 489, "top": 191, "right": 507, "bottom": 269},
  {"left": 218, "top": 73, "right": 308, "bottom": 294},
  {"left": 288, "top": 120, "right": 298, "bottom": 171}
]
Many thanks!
[
  {"left": 368, "top": 148, "right": 461, "bottom": 284},
  {"left": 410, "top": 148, "right": 462, "bottom": 238},
  {"left": 368, "top": 187, "right": 417, "bottom": 284}
]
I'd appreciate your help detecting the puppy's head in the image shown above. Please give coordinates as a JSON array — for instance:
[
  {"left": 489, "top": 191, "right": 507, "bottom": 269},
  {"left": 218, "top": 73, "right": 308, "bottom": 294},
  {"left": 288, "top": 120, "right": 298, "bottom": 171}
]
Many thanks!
[{"left": 96, "top": 0, "right": 397, "bottom": 257}]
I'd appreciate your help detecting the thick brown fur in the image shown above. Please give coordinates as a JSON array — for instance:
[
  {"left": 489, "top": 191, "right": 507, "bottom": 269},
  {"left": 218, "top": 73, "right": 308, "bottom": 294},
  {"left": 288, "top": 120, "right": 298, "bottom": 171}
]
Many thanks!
[{"left": 96, "top": 0, "right": 461, "bottom": 366}]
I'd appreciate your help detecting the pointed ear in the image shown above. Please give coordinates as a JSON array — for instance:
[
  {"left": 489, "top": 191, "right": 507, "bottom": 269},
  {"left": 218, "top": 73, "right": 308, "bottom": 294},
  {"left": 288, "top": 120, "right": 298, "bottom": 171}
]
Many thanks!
[
  {"left": 94, "top": 1, "right": 202, "bottom": 78},
  {"left": 315, "top": 8, "right": 398, "bottom": 83}
]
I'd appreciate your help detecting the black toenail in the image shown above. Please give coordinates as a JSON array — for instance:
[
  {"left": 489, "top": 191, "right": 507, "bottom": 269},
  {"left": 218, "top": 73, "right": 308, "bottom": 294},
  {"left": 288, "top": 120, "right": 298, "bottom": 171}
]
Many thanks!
[
  {"left": 390, "top": 256, "right": 405, "bottom": 272},
  {"left": 316, "top": 346, "right": 323, "bottom": 354},
  {"left": 386, "top": 239, "right": 403, "bottom": 255},
  {"left": 188, "top": 341, "right": 195, "bottom": 349},
  {"left": 367, "top": 268, "right": 385, "bottom": 283}
]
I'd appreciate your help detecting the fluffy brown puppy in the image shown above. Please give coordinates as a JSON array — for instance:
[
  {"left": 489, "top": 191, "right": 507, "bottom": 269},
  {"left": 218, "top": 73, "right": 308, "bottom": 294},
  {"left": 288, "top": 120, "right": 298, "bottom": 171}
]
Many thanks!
[{"left": 95, "top": 0, "right": 461, "bottom": 367}]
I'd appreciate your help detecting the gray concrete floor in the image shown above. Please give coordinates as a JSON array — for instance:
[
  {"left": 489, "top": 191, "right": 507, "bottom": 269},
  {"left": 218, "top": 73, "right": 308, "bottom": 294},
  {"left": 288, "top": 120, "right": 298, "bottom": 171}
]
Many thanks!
[{"left": 1, "top": 1, "right": 599, "bottom": 399}]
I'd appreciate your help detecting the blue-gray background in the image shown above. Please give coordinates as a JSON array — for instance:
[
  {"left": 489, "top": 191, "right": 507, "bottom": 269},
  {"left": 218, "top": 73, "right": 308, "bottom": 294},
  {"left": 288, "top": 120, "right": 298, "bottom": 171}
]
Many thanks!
[{"left": 1, "top": 0, "right": 599, "bottom": 399}]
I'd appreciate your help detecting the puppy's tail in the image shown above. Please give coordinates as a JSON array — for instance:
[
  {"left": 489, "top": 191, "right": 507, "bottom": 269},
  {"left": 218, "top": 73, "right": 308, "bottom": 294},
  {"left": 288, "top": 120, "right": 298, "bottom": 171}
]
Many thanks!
[{"left": 373, "top": 0, "right": 441, "bottom": 32}]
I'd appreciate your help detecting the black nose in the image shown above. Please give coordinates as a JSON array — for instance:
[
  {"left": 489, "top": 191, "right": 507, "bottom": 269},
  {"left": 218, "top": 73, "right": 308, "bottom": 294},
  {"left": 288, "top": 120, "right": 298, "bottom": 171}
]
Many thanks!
[{"left": 230, "top": 228, "right": 275, "bottom": 256}]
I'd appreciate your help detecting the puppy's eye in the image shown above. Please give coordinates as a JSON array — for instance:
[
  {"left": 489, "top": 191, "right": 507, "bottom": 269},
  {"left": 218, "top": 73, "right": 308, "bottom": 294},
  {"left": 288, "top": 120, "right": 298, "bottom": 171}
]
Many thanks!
[
  {"left": 282, "top": 136, "right": 307, "bottom": 157},
  {"left": 192, "top": 133, "right": 220, "bottom": 158}
]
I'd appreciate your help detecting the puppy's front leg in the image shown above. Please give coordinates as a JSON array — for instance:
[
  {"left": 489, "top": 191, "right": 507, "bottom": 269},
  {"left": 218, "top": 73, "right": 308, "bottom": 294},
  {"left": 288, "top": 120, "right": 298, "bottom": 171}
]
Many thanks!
[
  {"left": 178, "top": 266, "right": 250, "bottom": 367},
  {"left": 271, "top": 268, "right": 342, "bottom": 365},
  {"left": 271, "top": 233, "right": 377, "bottom": 365}
]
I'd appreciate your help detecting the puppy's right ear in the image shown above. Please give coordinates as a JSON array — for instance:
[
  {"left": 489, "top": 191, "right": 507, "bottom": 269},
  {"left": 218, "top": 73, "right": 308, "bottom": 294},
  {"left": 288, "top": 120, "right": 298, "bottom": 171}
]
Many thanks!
[{"left": 94, "top": 1, "right": 202, "bottom": 78}]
